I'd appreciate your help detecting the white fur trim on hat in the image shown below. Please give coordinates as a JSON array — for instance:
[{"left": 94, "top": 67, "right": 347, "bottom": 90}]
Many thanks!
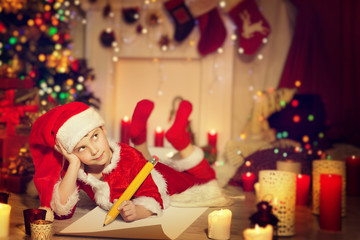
[{"left": 56, "top": 107, "right": 104, "bottom": 153}]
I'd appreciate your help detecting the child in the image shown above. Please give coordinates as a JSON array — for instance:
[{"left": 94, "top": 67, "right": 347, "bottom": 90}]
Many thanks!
[{"left": 29, "top": 99, "right": 230, "bottom": 222}]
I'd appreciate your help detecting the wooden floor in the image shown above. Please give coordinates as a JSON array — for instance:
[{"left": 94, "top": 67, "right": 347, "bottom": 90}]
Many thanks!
[{"left": 3, "top": 185, "right": 360, "bottom": 240}]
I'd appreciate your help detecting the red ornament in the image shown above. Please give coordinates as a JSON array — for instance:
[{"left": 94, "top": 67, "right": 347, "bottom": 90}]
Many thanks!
[
  {"left": 0, "top": 22, "right": 6, "bottom": 33},
  {"left": 293, "top": 115, "right": 300, "bottom": 123},
  {"left": 291, "top": 99, "right": 299, "bottom": 107},
  {"left": 136, "top": 24, "right": 143, "bottom": 34},
  {"left": 70, "top": 59, "right": 79, "bottom": 72},
  {"left": 34, "top": 17, "right": 43, "bottom": 26},
  {"left": 100, "top": 29, "right": 115, "bottom": 48}
]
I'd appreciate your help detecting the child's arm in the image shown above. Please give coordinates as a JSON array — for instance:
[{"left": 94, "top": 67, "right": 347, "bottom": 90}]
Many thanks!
[
  {"left": 54, "top": 142, "right": 82, "bottom": 205},
  {"left": 117, "top": 200, "right": 154, "bottom": 222}
]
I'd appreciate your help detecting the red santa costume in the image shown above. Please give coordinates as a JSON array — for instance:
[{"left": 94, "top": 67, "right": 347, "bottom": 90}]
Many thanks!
[{"left": 29, "top": 101, "right": 230, "bottom": 220}]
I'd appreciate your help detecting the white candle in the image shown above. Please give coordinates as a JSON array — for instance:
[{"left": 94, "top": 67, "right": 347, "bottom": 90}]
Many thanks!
[
  {"left": 243, "top": 224, "right": 273, "bottom": 240},
  {"left": 208, "top": 209, "right": 232, "bottom": 240},
  {"left": 276, "top": 160, "right": 301, "bottom": 174},
  {"left": 0, "top": 203, "right": 11, "bottom": 238}
]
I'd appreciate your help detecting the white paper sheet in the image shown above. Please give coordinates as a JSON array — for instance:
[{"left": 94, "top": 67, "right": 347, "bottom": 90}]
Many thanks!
[{"left": 57, "top": 206, "right": 208, "bottom": 239}]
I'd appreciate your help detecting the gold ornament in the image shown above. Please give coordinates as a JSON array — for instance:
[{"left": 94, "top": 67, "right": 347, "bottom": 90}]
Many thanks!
[
  {"left": 146, "top": 10, "right": 163, "bottom": 26},
  {"left": 11, "top": 54, "right": 24, "bottom": 74}
]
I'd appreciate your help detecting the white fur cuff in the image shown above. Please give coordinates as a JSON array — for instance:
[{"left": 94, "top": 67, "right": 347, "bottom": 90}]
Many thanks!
[
  {"left": 164, "top": 146, "right": 204, "bottom": 172},
  {"left": 132, "top": 196, "right": 163, "bottom": 216},
  {"left": 50, "top": 180, "right": 79, "bottom": 216}
]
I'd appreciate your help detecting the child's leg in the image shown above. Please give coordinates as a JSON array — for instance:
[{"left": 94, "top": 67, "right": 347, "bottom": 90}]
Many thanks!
[
  {"left": 165, "top": 100, "right": 216, "bottom": 180},
  {"left": 130, "top": 99, "right": 154, "bottom": 160},
  {"left": 165, "top": 100, "right": 193, "bottom": 158}
]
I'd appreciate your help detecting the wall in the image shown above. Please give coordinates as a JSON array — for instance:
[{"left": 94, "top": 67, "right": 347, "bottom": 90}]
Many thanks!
[{"left": 77, "top": 0, "right": 235, "bottom": 160}]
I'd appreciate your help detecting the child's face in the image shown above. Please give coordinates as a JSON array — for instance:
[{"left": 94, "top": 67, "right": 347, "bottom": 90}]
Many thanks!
[{"left": 72, "top": 127, "right": 112, "bottom": 166}]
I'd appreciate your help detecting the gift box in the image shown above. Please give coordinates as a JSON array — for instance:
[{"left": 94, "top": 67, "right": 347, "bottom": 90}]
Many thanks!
[
  {"left": 5, "top": 175, "right": 32, "bottom": 193},
  {"left": 0, "top": 134, "right": 29, "bottom": 167}
]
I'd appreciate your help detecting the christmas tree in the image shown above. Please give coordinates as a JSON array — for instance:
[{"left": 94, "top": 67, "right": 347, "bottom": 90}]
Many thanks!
[{"left": 0, "top": 0, "right": 99, "bottom": 112}]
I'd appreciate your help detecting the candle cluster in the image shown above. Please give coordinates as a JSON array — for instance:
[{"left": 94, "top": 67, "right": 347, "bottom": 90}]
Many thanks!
[{"left": 120, "top": 116, "right": 218, "bottom": 151}]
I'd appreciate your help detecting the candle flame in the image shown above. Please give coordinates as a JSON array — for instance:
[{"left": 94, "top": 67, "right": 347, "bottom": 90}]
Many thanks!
[
  {"left": 209, "top": 129, "right": 217, "bottom": 135},
  {"left": 298, "top": 174, "right": 302, "bottom": 178},
  {"left": 155, "top": 126, "right": 163, "bottom": 133},
  {"left": 123, "top": 116, "right": 130, "bottom": 122}
]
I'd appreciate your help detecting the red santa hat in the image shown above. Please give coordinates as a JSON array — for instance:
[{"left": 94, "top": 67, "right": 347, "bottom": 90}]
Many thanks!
[{"left": 29, "top": 102, "right": 104, "bottom": 209}]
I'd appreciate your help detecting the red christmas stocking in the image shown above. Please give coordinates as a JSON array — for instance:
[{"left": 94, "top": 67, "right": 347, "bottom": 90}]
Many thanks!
[
  {"left": 196, "top": 8, "right": 227, "bottom": 56},
  {"left": 164, "top": 0, "right": 195, "bottom": 42},
  {"left": 165, "top": 100, "right": 192, "bottom": 151},
  {"left": 227, "top": 0, "right": 271, "bottom": 55},
  {"left": 130, "top": 99, "right": 154, "bottom": 145},
  {"left": 186, "top": 0, "right": 227, "bottom": 56}
]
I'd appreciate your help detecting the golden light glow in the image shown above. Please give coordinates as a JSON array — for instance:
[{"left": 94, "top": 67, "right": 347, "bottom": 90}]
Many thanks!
[
  {"left": 38, "top": 54, "right": 46, "bottom": 62},
  {"left": 27, "top": 19, "right": 34, "bottom": 26}
]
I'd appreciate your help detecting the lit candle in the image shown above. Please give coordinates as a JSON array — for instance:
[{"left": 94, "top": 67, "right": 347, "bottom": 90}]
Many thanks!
[
  {"left": 319, "top": 174, "right": 342, "bottom": 231},
  {"left": 208, "top": 209, "right": 232, "bottom": 240},
  {"left": 259, "top": 170, "right": 296, "bottom": 236},
  {"left": 345, "top": 155, "right": 360, "bottom": 196},
  {"left": 208, "top": 129, "right": 217, "bottom": 148},
  {"left": 154, "top": 126, "right": 164, "bottom": 147},
  {"left": 0, "top": 203, "right": 11, "bottom": 238},
  {"left": 312, "top": 160, "right": 346, "bottom": 216},
  {"left": 30, "top": 220, "right": 53, "bottom": 239},
  {"left": 296, "top": 174, "right": 310, "bottom": 206},
  {"left": 242, "top": 172, "right": 256, "bottom": 191},
  {"left": 120, "top": 116, "right": 131, "bottom": 144},
  {"left": 243, "top": 224, "right": 273, "bottom": 240},
  {"left": 276, "top": 160, "right": 301, "bottom": 174}
]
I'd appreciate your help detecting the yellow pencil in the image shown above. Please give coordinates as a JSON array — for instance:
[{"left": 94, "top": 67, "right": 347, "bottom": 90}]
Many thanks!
[{"left": 103, "top": 156, "right": 158, "bottom": 226}]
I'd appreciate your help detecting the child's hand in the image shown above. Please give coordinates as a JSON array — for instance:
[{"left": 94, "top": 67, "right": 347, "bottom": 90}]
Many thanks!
[
  {"left": 117, "top": 200, "right": 137, "bottom": 222},
  {"left": 54, "top": 141, "right": 81, "bottom": 166}
]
